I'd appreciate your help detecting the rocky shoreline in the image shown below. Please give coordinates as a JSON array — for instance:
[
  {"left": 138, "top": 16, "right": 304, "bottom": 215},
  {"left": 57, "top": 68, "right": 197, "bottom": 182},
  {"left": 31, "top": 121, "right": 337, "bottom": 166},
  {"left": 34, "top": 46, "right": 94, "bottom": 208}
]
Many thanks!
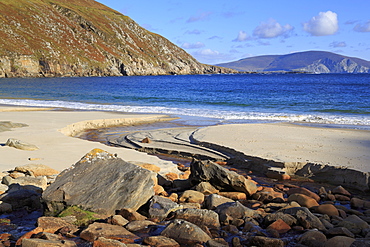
[{"left": 1, "top": 148, "right": 370, "bottom": 247}]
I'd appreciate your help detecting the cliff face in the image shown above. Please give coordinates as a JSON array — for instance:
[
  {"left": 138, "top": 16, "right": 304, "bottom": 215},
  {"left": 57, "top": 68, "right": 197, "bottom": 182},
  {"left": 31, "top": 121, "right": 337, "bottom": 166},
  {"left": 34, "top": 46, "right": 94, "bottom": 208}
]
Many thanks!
[{"left": 0, "top": 0, "right": 233, "bottom": 78}]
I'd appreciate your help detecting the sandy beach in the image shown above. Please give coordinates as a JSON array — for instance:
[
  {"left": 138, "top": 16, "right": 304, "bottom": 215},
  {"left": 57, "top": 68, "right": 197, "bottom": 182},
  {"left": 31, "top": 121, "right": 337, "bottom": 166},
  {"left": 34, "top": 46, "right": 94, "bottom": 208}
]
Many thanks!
[
  {"left": 1, "top": 106, "right": 369, "bottom": 175},
  {"left": 193, "top": 123, "right": 370, "bottom": 172},
  {"left": 0, "top": 106, "right": 180, "bottom": 174}
]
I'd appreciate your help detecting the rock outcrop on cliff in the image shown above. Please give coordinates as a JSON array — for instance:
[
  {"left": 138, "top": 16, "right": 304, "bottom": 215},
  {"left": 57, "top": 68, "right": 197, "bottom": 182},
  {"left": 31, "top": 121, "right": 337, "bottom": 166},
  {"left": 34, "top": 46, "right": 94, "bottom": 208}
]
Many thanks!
[
  {"left": 217, "top": 51, "right": 370, "bottom": 73},
  {"left": 0, "top": 0, "right": 233, "bottom": 78}
]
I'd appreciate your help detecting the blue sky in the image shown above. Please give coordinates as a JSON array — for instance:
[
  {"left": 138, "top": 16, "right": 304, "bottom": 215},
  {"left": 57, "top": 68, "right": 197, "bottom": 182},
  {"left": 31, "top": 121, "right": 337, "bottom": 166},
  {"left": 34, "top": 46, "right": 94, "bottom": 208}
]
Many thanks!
[{"left": 97, "top": 0, "right": 370, "bottom": 64}]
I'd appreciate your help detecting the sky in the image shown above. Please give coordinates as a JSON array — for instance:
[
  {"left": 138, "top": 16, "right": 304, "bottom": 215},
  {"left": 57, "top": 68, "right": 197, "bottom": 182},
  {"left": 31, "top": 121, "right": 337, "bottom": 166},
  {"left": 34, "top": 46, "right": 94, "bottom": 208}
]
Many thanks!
[{"left": 96, "top": 0, "right": 370, "bottom": 65}]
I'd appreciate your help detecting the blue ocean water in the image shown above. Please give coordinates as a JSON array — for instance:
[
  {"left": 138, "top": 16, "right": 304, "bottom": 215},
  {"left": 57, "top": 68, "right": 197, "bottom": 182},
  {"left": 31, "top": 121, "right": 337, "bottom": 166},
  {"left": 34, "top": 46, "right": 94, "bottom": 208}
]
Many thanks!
[{"left": 0, "top": 73, "right": 369, "bottom": 128}]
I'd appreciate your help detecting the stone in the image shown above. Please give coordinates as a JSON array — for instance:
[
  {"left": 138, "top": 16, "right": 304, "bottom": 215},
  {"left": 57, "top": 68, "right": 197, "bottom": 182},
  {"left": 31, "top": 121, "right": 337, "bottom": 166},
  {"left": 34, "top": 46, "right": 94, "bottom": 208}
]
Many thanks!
[
  {"left": 194, "top": 182, "right": 219, "bottom": 195},
  {"left": 80, "top": 222, "right": 139, "bottom": 243},
  {"left": 0, "top": 184, "right": 8, "bottom": 194},
  {"left": 9, "top": 171, "right": 25, "bottom": 179},
  {"left": 326, "top": 227, "right": 355, "bottom": 238},
  {"left": 252, "top": 189, "right": 285, "bottom": 203},
  {"left": 21, "top": 238, "right": 77, "bottom": 247},
  {"left": 266, "top": 219, "right": 291, "bottom": 234},
  {"left": 287, "top": 187, "right": 320, "bottom": 202},
  {"left": 263, "top": 212, "right": 297, "bottom": 226},
  {"left": 4, "top": 176, "right": 48, "bottom": 191},
  {"left": 42, "top": 149, "right": 155, "bottom": 216},
  {"left": 218, "top": 192, "right": 247, "bottom": 200},
  {"left": 142, "top": 137, "right": 151, "bottom": 143},
  {"left": 174, "top": 208, "right": 220, "bottom": 229},
  {"left": 204, "top": 194, "right": 234, "bottom": 210},
  {"left": 93, "top": 237, "right": 127, "bottom": 247},
  {"left": 313, "top": 204, "right": 339, "bottom": 216},
  {"left": 178, "top": 190, "right": 205, "bottom": 204},
  {"left": 283, "top": 207, "right": 326, "bottom": 231},
  {"left": 249, "top": 236, "right": 284, "bottom": 247},
  {"left": 335, "top": 194, "right": 351, "bottom": 201},
  {"left": 125, "top": 220, "right": 157, "bottom": 232},
  {"left": 332, "top": 185, "right": 351, "bottom": 197},
  {"left": 351, "top": 239, "right": 370, "bottom": 246},
  {"left": 154, "top": 185, "right": 167, "bottom": 196},
  {"left": 161, "top": 219, "right": 211, "bottom": 245},
  {"left": 337, "top": 215, "right": 370, "bottom": 234},
  {"left": 324, "top": 236, "right": 355, "bottom": 247},
  {"left": 288, "top": 193, "right": 319, "bottom": 208},
  {"left": 298, "top": 230, "right": 327, "bottom": 247},
  {"left": 15, "top": 164, "right": 59, "bottom": 177},
  {"left": 189, "top": 159, "right": 257, "bottom": 196},
  {"left": 351, "top": 197, "right": 366, "bottom": 209},
  {"left": 215, "top": 201, "right": 258, "bottom": 225},
  {"left": 107, "top": 215, "right": 129, "bottom": 226},
  {"left": 117, "top": 208, "right": 147, "bottom": 222},
  {"left": 146, "top": 195, "right": 182, "bottom": 221},
  {"left": 0, "top": 202, "right": 12, "bottom": 213},
  {"left": 206, "top": 238, "right": 229, "bottom": 247},
  {"left": 265, "top": 170, "right": 291, "bottom": 180},
  {"left": 15, "top": 227, "right": 44, "bottom": 246},
  {"left": 37, "top": 217, "right": 78, "bottom": 234},
  {"left": 143, "top": 236, "right": 180, "bottom": 247},
  {"left": 5, "top": 138, "right": 39, "bottom": 151},
  {"left": 0, "top": 187, "right": 42, "bottom": 210}
]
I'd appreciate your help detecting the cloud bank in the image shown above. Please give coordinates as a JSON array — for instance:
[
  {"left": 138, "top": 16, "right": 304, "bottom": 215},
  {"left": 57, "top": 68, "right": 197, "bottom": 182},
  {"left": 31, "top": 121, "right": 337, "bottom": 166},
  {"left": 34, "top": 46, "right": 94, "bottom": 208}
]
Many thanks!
[{"left": 303, "top": 11, "right": 338, "bottom": 36}]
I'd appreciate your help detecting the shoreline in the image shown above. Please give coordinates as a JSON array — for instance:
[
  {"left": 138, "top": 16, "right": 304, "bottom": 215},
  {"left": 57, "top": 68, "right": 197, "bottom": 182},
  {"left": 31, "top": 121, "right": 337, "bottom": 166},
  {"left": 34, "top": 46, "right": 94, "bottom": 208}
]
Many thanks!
[{"left": 1, "top": 105, "right": 369, "bottom": 177}]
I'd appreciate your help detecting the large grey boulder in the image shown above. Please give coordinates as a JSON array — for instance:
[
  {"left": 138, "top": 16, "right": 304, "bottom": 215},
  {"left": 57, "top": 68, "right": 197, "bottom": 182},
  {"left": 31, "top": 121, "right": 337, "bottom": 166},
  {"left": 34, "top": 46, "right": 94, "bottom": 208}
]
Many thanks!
[
  {"left": 283, "top": 207, "right": 326, "bottom": 231},
  {"left": 189, "top": 159, "right": 257, "bottom": 196},
  {"left": 42, "top": 149, "right": 156, "bottom": 216}
]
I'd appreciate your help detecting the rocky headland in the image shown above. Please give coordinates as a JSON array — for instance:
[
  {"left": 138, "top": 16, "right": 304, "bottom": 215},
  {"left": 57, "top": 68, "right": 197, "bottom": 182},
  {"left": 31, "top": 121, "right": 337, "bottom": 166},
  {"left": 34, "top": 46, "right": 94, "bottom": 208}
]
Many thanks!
[{"left": 0, "top": 0, "right": 234, "bottom": 78}]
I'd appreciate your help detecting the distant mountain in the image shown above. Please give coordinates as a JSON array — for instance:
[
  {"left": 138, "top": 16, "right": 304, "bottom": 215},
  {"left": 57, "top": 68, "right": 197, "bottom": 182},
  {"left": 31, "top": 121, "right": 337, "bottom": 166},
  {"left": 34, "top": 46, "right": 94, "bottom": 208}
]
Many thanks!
[
  {"left": 217, "top": 51, "right": 370, "bottom": 73},
  {"left": 0, "top": 0, "right": 233, "bottom": 78}
]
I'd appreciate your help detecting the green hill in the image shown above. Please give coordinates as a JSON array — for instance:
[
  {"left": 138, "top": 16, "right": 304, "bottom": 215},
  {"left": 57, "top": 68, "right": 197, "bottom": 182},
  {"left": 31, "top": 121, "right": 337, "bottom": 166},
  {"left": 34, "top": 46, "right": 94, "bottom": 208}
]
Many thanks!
[{"left": 0, "top": 0, "right": 233, "bottom": 77}]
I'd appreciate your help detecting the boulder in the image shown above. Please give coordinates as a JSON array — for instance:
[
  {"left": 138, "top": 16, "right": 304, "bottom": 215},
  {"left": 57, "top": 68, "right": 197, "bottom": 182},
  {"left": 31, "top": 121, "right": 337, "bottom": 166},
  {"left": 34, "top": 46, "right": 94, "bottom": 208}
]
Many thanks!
[
  {"left": 332, "top": 185, "right": 351, "bottom": 197},
  {"left": 14, "top": 164, "right": 59, "bottom": 177},
  {"left": 215, "top": 201, "right": 258, "bottom": 225},
  {"left": 326, "top": 227, "right": 355, "bottom": 238},
  {"left": 288, "top": 193, "right": 319, "bottom": 208},
  {"left": 125, "top": 220, "right": 157, "bottom": 232},
  {"left": 313, "top": 204, "right": 339, "bottom": 216},
  {"left": 3, "top": 176, "right": 47, "bottom": 191},
  {"left": 178, "top": 190, "right": 204, "bottom": 204},
  {"left": 143, "top": 236, "right": 180, "bottom": 247},
  {"left": 117, "top": 208, "right": 147, "bottom": 222},
  {"left": 107, "top": 215, "right": 129, "bottom": 227},
  {"left": 161, "top": 219, "right": 211, "bottom": 245},
  {"left": 145, "top": 195, "right": 182, "bottom": 221},
  {"left": 263, "top": 212, "right": 297, "bottom": 226},
  {"left": 298, "top": 230, "right": 327, "bottom": 247},
  {"left": 324, "top": 236, "right": 355, "bottom": 247},
  {"left": 174, "top": 208, "right": 220, "bottom": 229},
  {"left": 287, "top": 187, "right": 320, "bottom": 202},
  {"left": 194, "top": 182, "right": 219, "bottom": 195},
  {"left": 189, "top": 159, "right": 257, "bottom": 196},
  {"left": 21, "top": 238, "right": 77, "bottom": 247},
  {"left": 42, "top": 149, "right": 156, "bottom": 216},
  {"left": 204, "top": 194, "right": 234, "bottom": 210},
  {"left": 0, "top": 187, "right": 42, "bottom": 210},
  {"left": 249, "top": 236, "right": 284, "bottom": 247},
  {"left": 5, "top": 138, "right": 39, "bottom": 151},
  {"left": 283, "top": 207, "right": 326, "bottom": 231},
  {"left": 80, "top": 222, "right": 139, "bottom": 243},
  {"left": 218, "top": 192, "right": 247, "bottom": 200},
  {"left": 266, "top": 219, "right": 291, "bottom": 234},
  {"left": 93, "top": 237, "right": 127, "bottom": 247},
  {"left": 337, "top": 215, "right": 370, "bottom": 235},
  {"left": 37, "top": 217, "right": 78, "bottom": 234}
]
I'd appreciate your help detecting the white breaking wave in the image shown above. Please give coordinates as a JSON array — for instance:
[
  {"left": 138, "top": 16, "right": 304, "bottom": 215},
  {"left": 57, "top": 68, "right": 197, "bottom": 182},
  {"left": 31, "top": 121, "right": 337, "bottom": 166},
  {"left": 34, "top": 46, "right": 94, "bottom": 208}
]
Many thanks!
[{"left": 1, "top": 98, "right": 369, "bottom": 126}]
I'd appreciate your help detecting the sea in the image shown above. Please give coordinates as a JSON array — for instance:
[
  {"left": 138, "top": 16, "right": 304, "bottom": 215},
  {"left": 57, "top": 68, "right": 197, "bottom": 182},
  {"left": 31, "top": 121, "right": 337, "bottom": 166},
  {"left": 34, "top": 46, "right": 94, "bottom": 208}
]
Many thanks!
[{"left": 0, "top": 73, "right": 370, "bottom": 130}]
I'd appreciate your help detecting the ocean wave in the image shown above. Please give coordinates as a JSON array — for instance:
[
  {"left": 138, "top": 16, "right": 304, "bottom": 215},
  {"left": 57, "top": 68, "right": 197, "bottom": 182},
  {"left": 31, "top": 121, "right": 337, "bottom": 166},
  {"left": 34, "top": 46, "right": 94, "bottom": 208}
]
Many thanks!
[{"left": 1, "top": 98, "right": 370, "bottom": 126}]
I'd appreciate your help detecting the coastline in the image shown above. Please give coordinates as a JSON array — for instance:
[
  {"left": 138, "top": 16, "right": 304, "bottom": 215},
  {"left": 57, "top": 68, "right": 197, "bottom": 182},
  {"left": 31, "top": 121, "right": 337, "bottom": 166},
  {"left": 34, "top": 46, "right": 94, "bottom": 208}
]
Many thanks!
[
  {"left": 0, "top": 106, "right": 180, "bottom": 174},
  {"left": 1, "top": 106, "right": 369, "bottom": 174}
]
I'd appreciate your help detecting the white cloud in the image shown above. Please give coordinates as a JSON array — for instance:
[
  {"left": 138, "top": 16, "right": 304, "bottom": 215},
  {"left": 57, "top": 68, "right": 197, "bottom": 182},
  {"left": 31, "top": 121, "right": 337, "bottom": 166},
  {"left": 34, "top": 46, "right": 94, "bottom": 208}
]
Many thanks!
[
  {"left": 181, "top": 42, "right": 205, "bottom": 49},
  {"left": 187, "top": 12, "right": 212, "bottom": 23},
  {"left": 253, "top": 18, "right": 293, "bottom": 39},
  {"left": 185, "top": 29, "right": 203, "bottom": 35},
  {"left": 233, "top": 30, "right": 252, "bottom": 42},
  {"left": 354, "top": 20, "right": 370, "bottom": 32},
  {"left": 197, "top": 48, "right": 219, "bottom": 56},
  {"left": 303, "top": 11, "right": 339, "bottom": 36},
  {"left": 330, "top": 41, "right": 347, "bottom": 48}
]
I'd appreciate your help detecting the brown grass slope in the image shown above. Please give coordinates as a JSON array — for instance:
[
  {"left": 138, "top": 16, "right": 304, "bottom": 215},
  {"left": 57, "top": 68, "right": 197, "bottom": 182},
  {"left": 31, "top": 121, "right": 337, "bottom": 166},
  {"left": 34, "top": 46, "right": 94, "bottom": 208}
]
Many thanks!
[{"left": 0, "top": 0, "right": 233, "bottom": 77}]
